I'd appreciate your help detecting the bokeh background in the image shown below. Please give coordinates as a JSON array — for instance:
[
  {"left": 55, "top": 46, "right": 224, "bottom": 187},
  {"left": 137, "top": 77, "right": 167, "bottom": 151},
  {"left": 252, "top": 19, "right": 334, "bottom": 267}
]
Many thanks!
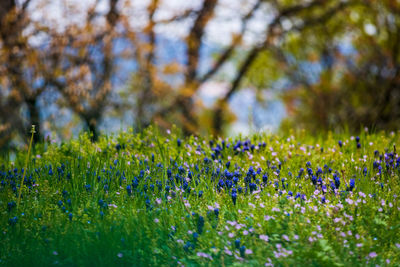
[{"left": 1, "top": 0, "right": 399, "bottom": 148}]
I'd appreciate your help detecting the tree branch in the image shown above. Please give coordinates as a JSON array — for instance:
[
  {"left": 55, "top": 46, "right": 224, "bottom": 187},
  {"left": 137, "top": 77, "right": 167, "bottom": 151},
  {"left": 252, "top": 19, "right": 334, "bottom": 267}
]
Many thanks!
[
  {"left": 185, "top": 0, "right": 218, "bottom": 84},
  {"left": 199, "top": 0, "right": 264, "bottom": 83}
]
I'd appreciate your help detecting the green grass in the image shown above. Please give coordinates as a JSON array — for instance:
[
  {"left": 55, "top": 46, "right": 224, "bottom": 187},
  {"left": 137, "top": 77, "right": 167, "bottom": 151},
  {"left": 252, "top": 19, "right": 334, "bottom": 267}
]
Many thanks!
[{"left": 0, "top": 127, "right": 399, "bottom": 266}]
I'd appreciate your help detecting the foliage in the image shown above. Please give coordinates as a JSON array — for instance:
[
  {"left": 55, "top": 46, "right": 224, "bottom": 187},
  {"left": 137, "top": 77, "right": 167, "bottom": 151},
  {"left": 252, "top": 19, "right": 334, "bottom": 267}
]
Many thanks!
[
  {"left": 0, "top": 128, "right": 399, "bottom": 266},
  {"left": 246, "top": 0, "right": 400, "bottom": 133}
]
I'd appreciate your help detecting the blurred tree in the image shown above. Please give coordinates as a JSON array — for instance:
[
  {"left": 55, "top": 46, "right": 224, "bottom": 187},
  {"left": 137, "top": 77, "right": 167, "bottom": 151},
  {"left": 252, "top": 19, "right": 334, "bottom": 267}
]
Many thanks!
[
  {"left": 276, "top": 0, "right": 400, "bottom": 133},
  {"left": 0, "top": 0, "right": 46, "bottom": 147},
  {"left": 0, "top": 0, "right": 373, "bottom": 148},
  {"left": 126, "top": 0, "right": 354, "bottom": 136},
  {"left": 46, "top": 0, "right": 121, "bottom": 141},
  {"left": 0, "top": 0, "right": 124, "bottom": 144}
]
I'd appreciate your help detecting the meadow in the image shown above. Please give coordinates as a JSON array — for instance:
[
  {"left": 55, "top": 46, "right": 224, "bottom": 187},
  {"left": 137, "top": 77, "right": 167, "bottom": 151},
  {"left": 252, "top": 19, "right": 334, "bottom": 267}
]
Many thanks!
[{"left": 0, "top": 127, "right": 399, "bottom": 266}]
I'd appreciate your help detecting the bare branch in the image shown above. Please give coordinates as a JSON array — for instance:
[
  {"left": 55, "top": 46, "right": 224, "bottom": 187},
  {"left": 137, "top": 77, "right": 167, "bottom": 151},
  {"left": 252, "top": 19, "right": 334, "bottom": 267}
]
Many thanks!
[
  {"left": 186, "top": 0, "right": 218, "bottom": 84},
  {"left": 155, "top": 9, "right": 198, "bottom": 24},
  {"left": 199, "top": 0, "right": 264, "bottom": 83}
]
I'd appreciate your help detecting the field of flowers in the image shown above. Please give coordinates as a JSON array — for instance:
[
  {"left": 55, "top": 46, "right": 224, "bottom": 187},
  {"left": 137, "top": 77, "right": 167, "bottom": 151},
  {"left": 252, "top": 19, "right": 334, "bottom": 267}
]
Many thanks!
[{"left": 1, "top": 127, "right": 399, "bottom": 266}]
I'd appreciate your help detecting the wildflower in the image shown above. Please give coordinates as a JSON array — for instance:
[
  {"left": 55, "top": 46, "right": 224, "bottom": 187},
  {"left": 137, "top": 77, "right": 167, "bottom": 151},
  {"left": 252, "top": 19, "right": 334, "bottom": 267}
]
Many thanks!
[
  {"left": 260, "top": 235, "right": 269, "bottom": 242},
  {"left": 126, "top": 185, "right": 132, "bottom": 196},
  {"left": 349, "top": 179, "right": 355, "bottom": 191},
  {"left": 239, "top": 245, "right": 246, "bottom": 257},
  {"left": 214, "top": 208, "right": 219, "bottom": 218},
  {"left": 334, "top": 176, "right": 340, "bottom": 189},
  {"left": 245, "top": 249, "right": 253, "bottom": 255},
  {"left": 197, "top": 216, "right": 205, "bottom": 234},
  {"left": 183, "top": 241, "right": 194, "bottom": 251},
  {"left": 68, "top": 213, "right": 73, "bottom": 221},
  {"left": 7, "top": 201, "right": 16, "bottom": 212},
  {"left": 231, "top": 192, "right": 237, "bottom": 205},
  {"left": 193, "top": 232, "right": 199, "bottom": 241},
  {"left": 311, "top": 176, "right": 317, "bottom": 185},
  {"left": 224, "top": 247, "right": 233, "bottom": 255},
  {"left": 235, "top": 239, "right": 241, "bottom": 249},
  {"left": 8, "top": 216, "right": 18, "bottom": 226},
  {"left": 196, "top": 252, "right": 213, "bottom": 260},
  {"left": 85, "top": 184, "right": 91, "bottom": 192}
]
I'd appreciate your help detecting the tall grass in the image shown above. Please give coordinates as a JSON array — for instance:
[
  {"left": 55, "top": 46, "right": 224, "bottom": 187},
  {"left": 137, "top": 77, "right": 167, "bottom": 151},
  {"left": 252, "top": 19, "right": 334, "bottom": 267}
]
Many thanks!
[{"left": 0, "top": 127, "right": 399, "bottom": 266}]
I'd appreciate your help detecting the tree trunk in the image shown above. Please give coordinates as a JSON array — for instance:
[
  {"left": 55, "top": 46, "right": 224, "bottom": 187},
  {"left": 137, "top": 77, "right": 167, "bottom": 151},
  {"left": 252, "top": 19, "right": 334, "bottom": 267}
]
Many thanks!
[
  {"left": 83, "top": 116, "right": 99, "bottom": 142},
  {"left": 26, "top": 98, "right": 42, "bottom": 143},
  {"left": 212, "top": 105, "right": 224, "bottom": 137},
  {"left": 89, "top": 122, "right": 99, "bottom": 142}
]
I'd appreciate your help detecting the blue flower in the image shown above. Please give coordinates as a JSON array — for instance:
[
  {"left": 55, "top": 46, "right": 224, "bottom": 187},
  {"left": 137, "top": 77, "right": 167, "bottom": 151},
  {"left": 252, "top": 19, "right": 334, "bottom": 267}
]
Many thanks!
[
  {"left": 193, "top": 232, "right": 199, "bottom": 240},
  {"left": 338, "top": 140, "right": 343, "bottom": 147},
  {"left": 68, "top": 213, "right": 73, "bottom": 221},
  {"left": 231, "top": 192, "right": 237, "bottom": 205},
  {"left": 239, "top": 245, "right": 246, "bottom": 257},
  {"left": 249, "top": 183, "right": 257, "bottom": 192},
  {"left": 126, "top": 185, "right": 132, "bottom": 196},
  {"left": 311, "top": 176, "right": 317, "bottom": 185},
  {"left": 235, "top": 239, "right": 240, "bottom": 249},
  {"left": 115, "top": 143, "right": 121, "bottom": 151},
  {"left": 226, "top": 161, "right": 231, "bottom": 169},
  {"left": 7, "top": 201, "right": 16, "bottom": 212},
  {"left": 262, "top": 174, "right": 268, "bottom": 184},
  {"left": 214, "top": 208, "right": 219, "bottom": 218},
  {"left": 334, "top": 176, "right": 340, "bottom": 189},
  {"left": 330, "top": 182, "right": 336, "bottom": 191},
  {"left": 183, "top": 241, "right": 194, "bottom": 251},
  {"left": 178, "top": 166, "right": 185, "bottom": 175},
  {"left": 197, "top": 216, "right": 205, "bottom": 234},
  {"left": 349, "top": 179, "right": 355, "bottom": 191},
  {"left": 363, "top": 167, "right": 368, "bottom": 176},
  {"left": 9, "top": 216, "right": 18, "bottom": 226}
]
